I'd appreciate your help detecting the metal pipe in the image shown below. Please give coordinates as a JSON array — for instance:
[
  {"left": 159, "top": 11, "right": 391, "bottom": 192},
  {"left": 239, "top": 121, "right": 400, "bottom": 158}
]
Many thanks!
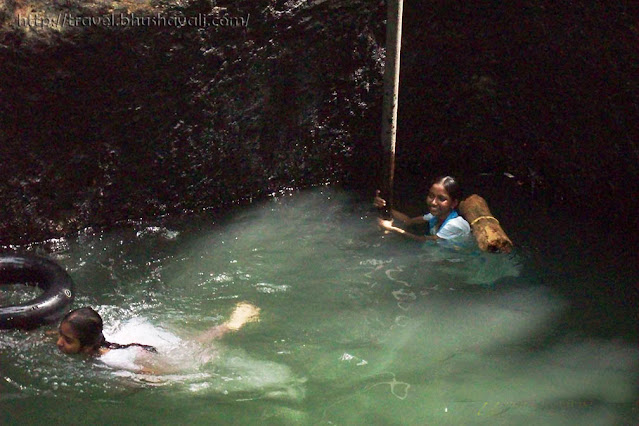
[{"left": 379, "top": 0, "right": 404, "bottom": 218}]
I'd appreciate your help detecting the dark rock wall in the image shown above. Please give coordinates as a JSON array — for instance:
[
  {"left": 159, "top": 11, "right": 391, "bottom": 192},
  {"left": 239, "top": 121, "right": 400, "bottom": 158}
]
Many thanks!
[
  {"left": 0, "top": 0, "right": 385, "bottom": 244},
  {"left": 1, "top": 0, "right": 637, "bottom": 245},
  {"left": 395, "top": 1, "right": 638, "bottom": 223}
]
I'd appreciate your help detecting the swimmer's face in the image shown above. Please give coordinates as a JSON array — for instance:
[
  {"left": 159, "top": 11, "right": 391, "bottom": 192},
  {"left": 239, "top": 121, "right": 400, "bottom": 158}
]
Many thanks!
[
  {"left": 57, "top": 321, "right": 88, "bottom": 354},
  {"left": 426, "top": 183, "right": 458, "bottom": 220}
]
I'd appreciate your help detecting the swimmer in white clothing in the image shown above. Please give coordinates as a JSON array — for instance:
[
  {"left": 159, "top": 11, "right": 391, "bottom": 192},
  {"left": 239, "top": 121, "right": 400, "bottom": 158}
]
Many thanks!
[
  {"left": 56, "top": 302, "right": 260, "bottom": 374},
  {"left": 374, "top": 175, "right": 470, "bottom": 241}
]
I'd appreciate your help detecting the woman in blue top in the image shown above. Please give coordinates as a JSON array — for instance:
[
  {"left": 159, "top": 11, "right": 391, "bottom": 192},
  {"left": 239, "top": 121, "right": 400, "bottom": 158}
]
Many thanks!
[{"left": 374, "top": 176, "right": 470, "bottom": 241}]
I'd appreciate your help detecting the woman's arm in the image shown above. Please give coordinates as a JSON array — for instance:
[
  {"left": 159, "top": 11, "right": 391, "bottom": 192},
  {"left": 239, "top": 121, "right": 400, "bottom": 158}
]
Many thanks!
[
  {"left": 377, "top": 218, "right": 439, "bottom": 242},
  {"left": 374, "top": 191, "right": 426, "bottom": 226},
  {"left": 391, "top": 210, "right": 427, "bottom": 226},
  {"left": 374, "top": 191, "right": 435, "bottom": 240}
]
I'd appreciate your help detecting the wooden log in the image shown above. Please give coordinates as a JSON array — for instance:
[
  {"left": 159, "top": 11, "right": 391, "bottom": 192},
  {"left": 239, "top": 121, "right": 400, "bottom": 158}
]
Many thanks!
[{"left": 459, "top": 194, "right": 513, "bottom": 253}]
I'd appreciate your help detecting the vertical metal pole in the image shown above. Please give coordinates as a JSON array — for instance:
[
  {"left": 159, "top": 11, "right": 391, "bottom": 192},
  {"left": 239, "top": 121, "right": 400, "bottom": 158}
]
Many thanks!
[{"left": 380, "top": 0, "right": 404, "bottom": 217}]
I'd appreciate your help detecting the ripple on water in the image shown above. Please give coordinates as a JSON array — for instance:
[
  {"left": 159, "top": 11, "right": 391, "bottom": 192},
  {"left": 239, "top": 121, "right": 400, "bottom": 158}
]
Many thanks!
[{"left": 254, "top": 282, "right": 290, "bottom": 294}]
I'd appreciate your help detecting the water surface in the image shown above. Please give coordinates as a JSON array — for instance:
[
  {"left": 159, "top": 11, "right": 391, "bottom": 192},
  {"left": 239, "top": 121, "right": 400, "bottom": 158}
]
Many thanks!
[{"left": 1, "top": 188, "right": 637, "bottom": 425}]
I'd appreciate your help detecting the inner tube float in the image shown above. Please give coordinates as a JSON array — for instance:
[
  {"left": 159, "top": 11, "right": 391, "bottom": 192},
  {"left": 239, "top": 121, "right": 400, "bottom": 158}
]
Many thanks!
[{"left": 0, "top": 254, "right": 74, "bottom": 330}]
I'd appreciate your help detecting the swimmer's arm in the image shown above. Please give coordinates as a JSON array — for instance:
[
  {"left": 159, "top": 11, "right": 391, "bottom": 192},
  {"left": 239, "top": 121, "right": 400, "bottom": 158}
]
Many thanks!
[
  {"left": 377, "top": 218, "right": 439, "bottom": 241},
  {"left": 374, "top": 191, "right": 425, "bottom": 226},
  {"left": 194, "top": 324, "right": 232, "bottom": 342},
  {"left": 135, "top": 352, "right": 181, "bottom": 376},
  {"left": 135, "top": 362, "right": 180, "bottom": 376},
  {"left": 195, "top": 302, "right": 260, "bottom": 343},
  {"left": 138, "top": 366, "right": 157, "bottom": 375},
  {"left": 389, "top": 210, "right": 427, "bottom": 226}
]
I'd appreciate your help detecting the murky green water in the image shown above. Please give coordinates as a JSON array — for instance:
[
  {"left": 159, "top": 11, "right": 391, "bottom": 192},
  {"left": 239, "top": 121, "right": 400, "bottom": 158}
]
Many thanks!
[{"left": 1, "top": 189, "right": 637, "bottom": 425}]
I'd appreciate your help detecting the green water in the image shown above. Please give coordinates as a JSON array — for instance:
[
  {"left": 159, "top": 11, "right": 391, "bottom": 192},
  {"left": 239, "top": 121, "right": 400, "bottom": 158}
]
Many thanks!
[{"left": 1, "top": 189, "right": 637, "bottom": 425}]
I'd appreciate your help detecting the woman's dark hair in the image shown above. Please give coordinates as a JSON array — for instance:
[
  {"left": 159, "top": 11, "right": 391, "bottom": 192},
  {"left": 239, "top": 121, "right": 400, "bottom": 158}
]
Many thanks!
[
  {"left": 433, "top": 175, "right": 463, "bottom": 202},
  {"left": 61, "top": 307, "right": 157, "bottom": 353}
]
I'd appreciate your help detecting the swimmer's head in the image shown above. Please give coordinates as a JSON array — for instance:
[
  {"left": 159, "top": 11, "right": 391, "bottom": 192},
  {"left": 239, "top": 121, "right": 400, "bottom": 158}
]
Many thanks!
[
  {"left": 433, "top": 176, "right": 462, "bottom": 203},
  {"left": 427, "top": 176, "right": 462, "bottom": 220},
  {"left": 57, "top": 307, "right": 105, "bottom": 355}
]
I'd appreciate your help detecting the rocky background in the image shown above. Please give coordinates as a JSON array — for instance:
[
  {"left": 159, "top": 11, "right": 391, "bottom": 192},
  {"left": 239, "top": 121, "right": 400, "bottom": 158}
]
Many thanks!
[{"left": 1, "top": 0, "right": 637, "bottom": 245}]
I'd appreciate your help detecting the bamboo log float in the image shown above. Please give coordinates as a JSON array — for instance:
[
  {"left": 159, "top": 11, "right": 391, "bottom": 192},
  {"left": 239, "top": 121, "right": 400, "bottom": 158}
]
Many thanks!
[{"left": 459, "top": 194, "right": 513, "bottom": 253}]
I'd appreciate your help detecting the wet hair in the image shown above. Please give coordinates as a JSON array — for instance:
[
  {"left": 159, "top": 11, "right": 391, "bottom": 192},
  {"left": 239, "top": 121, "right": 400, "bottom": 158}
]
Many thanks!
[
  {"left": 60, "top": 307, "right": 157, "bottom": 354},
  {"left": 433, "top": 175, "right": 463, "bottom": 202}
]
